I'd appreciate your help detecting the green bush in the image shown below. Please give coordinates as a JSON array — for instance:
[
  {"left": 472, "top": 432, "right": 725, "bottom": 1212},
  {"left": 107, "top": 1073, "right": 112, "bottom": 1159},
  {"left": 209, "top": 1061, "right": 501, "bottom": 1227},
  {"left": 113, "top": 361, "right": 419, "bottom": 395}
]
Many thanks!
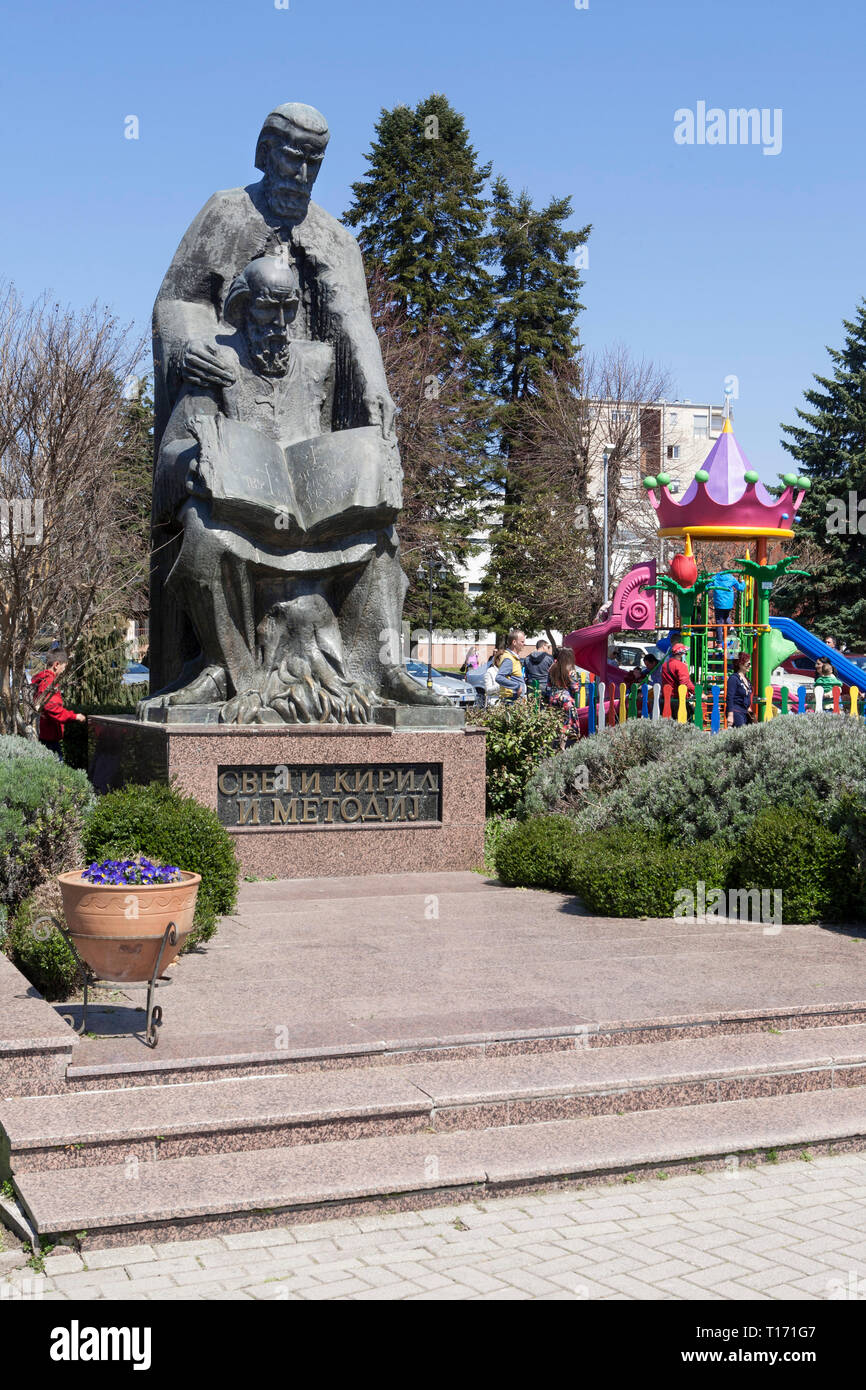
[
  {"left": 831, "top": 791, "right": 866, "bottom": 919},
  {"left": 575, "top": 716, "right": 866, "bottom": 846},
  {"left": 570, "top": 826, "right": 734, "bottom": 918},
  {"left": 521, "top": 720, "right": 707, "bottom": 819},
  {"left": 0, "top": 735, "right": 55, "bottom": 762},
  {"left": 468, "top": 701, "right": 563, "bottom": 816},
  {"left": 3, "top": 898, "right": 82, "bottom": 1001},
  {"left": 81, "top": 782, "right": 240, "bottom": 949},
  {"left": 728, "top": 804, "right": 859, "bottom": 924},
  {"left": 494, "top": 814, "right": 586, "bottom": 891},
  {"left": 480, "top": 815, "right": 515, "bottom": 875},
  {"left": 0, "top": 755, "right": 94, "bottom": 910}
]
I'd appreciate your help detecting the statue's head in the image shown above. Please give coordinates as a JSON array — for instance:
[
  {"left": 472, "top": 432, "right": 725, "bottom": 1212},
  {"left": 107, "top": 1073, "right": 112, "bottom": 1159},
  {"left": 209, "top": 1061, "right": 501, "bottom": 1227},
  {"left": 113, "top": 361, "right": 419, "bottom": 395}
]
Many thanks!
[
  {"left": 255, "top": 102, "right": 330, "bottom": 222},
  {"left": 224, "top": 254, "right": 300, "bottom": 376}
]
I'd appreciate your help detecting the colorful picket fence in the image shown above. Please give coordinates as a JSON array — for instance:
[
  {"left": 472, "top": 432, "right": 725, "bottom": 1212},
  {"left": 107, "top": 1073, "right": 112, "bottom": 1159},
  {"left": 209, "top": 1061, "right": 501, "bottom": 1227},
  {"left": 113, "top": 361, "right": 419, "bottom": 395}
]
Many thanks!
[{"left": 566, "top": 678, "right": 863, "bottom": 738}]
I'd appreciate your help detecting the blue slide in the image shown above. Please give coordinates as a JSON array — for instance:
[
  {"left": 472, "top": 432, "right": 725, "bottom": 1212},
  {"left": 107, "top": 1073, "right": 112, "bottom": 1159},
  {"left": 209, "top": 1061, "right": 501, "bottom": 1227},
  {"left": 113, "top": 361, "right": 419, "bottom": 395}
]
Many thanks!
[{"left": 769, "top": 616, "right": 866, "bottom": 692}]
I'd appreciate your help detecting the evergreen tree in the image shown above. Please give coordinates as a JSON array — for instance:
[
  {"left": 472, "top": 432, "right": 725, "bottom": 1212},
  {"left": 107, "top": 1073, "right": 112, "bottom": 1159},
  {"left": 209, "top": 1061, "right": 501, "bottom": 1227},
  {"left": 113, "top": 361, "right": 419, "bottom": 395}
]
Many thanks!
[
  {"left": 65, "top": 618, "right": 128, "bottom": 708},
  {"left": 487, "top": 176, "right": 590, "bottom": 458},
  {"left": 776, "top": 302, "right": 866, "bottom": 645},
  {"left": 480, "top": 180, "right": 590, "bottom": 635},
  {"left": 112, "top": 377, "right": 154, "bottom": 615},
  {"left": 404, "top": 563, "right": 478, "bottom": 636},
  {"left": 367, "top": 268, "right": 491, "bottom": 579},
  {"left": 345, "top": 94, "right": 494, "bottom": 370}
]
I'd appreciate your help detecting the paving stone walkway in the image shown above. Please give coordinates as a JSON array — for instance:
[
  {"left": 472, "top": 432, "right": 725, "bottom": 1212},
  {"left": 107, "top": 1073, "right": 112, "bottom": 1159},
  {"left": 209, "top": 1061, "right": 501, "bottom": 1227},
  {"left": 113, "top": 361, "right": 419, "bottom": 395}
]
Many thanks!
[{"left": 4, "top": 1150, "right": 866, "bottom": 1300}]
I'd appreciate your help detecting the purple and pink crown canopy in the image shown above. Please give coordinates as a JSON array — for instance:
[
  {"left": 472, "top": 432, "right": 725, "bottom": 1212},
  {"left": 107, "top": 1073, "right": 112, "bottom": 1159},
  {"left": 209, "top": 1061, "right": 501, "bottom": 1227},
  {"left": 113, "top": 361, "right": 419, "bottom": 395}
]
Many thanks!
[
  {"left": 679, "top": 421, "right": 775, "bottom": 506},
  {"left": 646, "top": 419, "right": 807, "bottom": 536}
]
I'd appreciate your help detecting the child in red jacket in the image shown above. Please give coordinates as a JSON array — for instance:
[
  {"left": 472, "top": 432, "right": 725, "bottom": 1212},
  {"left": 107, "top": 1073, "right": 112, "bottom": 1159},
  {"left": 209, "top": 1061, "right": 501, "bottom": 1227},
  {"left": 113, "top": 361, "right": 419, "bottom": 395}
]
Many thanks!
[{"left": 30, "top": 651, "right": 85, "bottom": 759}]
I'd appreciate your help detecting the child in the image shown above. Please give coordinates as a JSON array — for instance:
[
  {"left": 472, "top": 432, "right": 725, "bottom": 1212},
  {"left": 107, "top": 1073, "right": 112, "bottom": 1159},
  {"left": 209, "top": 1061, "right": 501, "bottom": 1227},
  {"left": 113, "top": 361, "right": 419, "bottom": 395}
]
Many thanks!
[
  {"left": 30, "top": 650, "right": 85, "bottom": 759},
  {"left": 814, "top": 658, "right": 842, "bottom": 712}
]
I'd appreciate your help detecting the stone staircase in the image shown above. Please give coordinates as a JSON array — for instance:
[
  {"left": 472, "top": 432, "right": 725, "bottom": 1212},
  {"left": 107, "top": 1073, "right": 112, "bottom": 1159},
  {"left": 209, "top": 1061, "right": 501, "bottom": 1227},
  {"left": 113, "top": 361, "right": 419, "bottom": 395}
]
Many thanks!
[{"left": 4, "top": 1012, "right": 866, "bottom": 1250}]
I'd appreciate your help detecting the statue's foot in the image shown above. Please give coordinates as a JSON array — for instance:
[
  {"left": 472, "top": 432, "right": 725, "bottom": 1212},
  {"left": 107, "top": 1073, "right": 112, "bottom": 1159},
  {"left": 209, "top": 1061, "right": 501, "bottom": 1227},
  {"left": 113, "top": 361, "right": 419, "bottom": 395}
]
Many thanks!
[
  {"left": 137, "top": 665, "right": 227, "bottom": 718},
  {"left": 163, "top": 665, "right": 227, "bottom": 705},
  {"left": 379, "top": 665, "right": 450, "bottom": 707},
  {"left": 270, "top": 677, "right": 373, "bottom": 725}
]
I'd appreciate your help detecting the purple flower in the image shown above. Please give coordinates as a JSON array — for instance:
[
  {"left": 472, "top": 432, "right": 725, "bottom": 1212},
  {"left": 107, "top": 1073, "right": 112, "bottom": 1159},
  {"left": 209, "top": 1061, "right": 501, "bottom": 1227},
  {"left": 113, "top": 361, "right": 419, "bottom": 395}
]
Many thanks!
[{"left": 81, "top": 857, "right": 182, "bottom": 886}]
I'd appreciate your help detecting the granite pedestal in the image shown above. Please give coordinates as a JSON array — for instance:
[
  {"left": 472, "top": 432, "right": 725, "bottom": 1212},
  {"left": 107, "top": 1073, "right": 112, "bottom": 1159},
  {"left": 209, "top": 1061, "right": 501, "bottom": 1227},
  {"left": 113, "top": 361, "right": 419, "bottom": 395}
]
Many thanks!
[{"left": 87, "top": 716, "right": 486, "bottom": 879}]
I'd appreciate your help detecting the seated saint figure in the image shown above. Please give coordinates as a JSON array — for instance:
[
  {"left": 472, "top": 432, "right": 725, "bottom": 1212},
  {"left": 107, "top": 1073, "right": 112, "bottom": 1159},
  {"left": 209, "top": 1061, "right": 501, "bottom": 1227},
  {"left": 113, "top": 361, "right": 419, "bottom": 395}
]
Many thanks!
[
  {"left": 149, "top": 252, "right": 411, "bottom": 724},
  {"left": 147, "top": 100, "right": 443, "bottom": 722}
]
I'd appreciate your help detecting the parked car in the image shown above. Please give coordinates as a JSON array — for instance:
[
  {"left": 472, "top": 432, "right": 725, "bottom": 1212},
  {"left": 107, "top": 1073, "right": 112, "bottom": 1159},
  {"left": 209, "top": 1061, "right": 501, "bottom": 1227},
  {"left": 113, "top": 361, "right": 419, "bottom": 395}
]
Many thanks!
[
  {"left": 610, "top": 641, "right": 655, "bottom": 671},
  {"left": 123, "top": 662, "right": 149, "bottom": 686},
  {"left": 405, "top": 660, "right": 475, "bottom": 706},
  {"left": 771, "top": 652, "right": 815, "bottom": 695}
]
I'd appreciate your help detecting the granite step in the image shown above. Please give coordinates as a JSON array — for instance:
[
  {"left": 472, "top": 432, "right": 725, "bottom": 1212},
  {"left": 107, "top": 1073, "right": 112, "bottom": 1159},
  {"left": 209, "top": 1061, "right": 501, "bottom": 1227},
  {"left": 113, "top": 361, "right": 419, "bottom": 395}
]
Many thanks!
[
  {"left": 6, "top": 1024, "right": 866, "bottom": 1173},
  {"left": 14, "top": 1086, "right": 866, "bottom": 1249},
  {"left": 62, "top": 1000, "right": 866, "bottom": 1091},
  {"left": 0, "top": 955, "right": 79, "bottom": 1098}
]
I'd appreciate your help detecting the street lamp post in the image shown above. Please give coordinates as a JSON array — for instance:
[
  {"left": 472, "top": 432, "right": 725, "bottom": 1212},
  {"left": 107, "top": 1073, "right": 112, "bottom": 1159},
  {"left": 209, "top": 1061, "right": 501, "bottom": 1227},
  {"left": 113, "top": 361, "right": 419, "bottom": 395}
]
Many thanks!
[
  {"left": 602, "top": 448, "right": 610, "bottom": 605},
  {"left": 417, "top": 558, "right": 447, "bottom": 689}
]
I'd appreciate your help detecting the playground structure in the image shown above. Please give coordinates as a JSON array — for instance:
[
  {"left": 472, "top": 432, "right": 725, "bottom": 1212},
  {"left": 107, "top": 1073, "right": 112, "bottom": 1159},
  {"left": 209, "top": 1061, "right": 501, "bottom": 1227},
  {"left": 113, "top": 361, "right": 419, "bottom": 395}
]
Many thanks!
[{"left": 562, "top": 418, "right": 866, "bottom": 734}]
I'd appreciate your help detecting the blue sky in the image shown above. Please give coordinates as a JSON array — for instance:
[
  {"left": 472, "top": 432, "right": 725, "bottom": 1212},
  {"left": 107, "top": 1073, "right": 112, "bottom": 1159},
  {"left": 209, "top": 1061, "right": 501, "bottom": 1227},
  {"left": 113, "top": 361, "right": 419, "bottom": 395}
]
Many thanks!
[{"left": 1, "top": 0, "right": 863, "bottom": 479}]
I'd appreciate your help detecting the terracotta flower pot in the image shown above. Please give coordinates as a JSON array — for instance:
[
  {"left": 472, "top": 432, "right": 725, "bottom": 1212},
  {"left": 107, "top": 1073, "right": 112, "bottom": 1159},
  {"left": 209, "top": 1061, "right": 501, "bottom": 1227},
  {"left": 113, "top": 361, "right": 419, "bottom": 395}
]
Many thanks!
[{"left": 57, "top": 870, "right": 201, "bottom": 983}]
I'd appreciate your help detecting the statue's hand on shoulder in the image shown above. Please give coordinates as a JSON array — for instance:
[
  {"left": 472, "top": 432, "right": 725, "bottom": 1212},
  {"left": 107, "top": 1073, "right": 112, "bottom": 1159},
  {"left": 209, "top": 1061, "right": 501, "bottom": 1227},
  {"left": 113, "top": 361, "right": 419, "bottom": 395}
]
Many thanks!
[
  {"left": 180, "top": 339, "right": 237, "bottom": 391},
  {"left": 365, "top": 384, "right": 397, "bottom": 440}
]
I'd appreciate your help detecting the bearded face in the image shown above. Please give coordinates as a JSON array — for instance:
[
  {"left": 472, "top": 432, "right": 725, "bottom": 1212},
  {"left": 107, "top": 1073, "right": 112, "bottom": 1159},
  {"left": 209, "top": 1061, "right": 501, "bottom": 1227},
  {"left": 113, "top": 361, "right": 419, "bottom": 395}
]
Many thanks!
[
  {"left": 262, "top": 134, "right": 325, "bottom": 222},
  {"left": 244, "top": 289, "right": 298, "bottom": 376}
]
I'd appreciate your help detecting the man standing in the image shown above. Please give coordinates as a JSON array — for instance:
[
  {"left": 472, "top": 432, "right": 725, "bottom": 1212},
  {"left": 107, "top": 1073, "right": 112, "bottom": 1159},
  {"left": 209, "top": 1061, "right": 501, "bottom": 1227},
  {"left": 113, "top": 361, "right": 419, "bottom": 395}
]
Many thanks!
[
  {"left": 631, "top": 647, "right": 664, "bottom": 688},
  {"left": 524, "top": 639, "right": 554, "bottom": 689},
  {"left": 495, "top": 630, "right": 527, "bottom": 702},
  {"left": 30, "top": 651, "right": 85, "bottom": 759}
]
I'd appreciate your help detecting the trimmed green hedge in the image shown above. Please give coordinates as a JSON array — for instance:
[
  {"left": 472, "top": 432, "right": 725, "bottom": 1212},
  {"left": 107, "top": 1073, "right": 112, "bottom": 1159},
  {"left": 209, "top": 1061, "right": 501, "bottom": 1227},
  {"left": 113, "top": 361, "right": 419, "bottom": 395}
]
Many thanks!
[
  {"left": 570, "top": 827, "right": 734, "bottom": 918},
  {"left": 728, "top": 804, "right": 858, "bottom": 925},
  {"left": 493, "top": 806, "right": 862, "bottom": 925},
  {"left": 494, "top": 814, "right": 586, "bottom": 891},
  {"left": 81, "top": 782, "right": 240, "bottom": 949}
]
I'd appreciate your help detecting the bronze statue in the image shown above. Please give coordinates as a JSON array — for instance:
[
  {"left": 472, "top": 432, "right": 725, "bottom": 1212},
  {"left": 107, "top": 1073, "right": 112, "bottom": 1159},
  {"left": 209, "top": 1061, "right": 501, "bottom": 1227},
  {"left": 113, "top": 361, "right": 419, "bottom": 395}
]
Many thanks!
[{"left": 146, "top": 102, "right": 443, "bottom": 724}]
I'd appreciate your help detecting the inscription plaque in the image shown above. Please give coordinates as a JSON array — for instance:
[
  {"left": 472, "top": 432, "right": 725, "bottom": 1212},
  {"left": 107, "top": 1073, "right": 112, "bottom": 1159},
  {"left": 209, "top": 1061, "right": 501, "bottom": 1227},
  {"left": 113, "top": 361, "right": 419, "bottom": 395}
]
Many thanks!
[{"left": 217, "top": 763, "right": 442, "bottom": 828}]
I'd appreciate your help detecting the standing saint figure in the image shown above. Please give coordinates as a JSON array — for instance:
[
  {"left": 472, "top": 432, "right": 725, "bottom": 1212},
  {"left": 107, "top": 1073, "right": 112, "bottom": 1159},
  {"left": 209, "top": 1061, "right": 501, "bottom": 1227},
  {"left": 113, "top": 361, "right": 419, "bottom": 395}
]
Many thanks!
[{"left": 148, "top": 100, "right": 441, "bottom": 720}]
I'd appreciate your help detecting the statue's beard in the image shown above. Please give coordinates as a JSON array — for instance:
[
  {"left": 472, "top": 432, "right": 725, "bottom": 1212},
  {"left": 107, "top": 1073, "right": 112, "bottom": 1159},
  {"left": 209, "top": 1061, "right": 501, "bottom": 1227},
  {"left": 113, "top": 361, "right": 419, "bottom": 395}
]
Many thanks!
[
  {"left": 248, "top": 333, "right": 292, "bottom": 377},
  {"left": 264, "top": 179, "right": 311, "bottom": 221}
]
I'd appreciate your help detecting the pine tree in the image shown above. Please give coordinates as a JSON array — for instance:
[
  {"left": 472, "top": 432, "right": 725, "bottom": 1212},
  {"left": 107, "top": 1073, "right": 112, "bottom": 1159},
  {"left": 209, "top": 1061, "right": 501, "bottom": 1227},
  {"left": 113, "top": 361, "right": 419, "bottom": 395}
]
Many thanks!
[
  {"left": 112, "top": 377, "right": 154, "bottom": 616},
  {"left": 776, "top": 302, "right": 866, "bottom": 645},
  {"left": 404, "top": 564, "right": 478, "bottom": 637},
  {"left": 487, "top": 176, "right": 590, "bottom": 456},
  {"left": 345, "top": 94, "right": 494, "bottom": 370},
  {"left": 65, "top": 618, "right": 128, "bottom": 708}
]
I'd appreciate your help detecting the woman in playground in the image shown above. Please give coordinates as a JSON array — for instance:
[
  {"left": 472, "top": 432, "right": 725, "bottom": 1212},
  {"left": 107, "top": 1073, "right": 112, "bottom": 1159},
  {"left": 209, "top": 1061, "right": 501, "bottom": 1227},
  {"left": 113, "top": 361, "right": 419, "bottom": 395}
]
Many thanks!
[
  {"left": 545, "top": 647, "right": 583, "bottom": 743},
  {"left": 726, "top": 650, "right": 753, "bottom": 728}
]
